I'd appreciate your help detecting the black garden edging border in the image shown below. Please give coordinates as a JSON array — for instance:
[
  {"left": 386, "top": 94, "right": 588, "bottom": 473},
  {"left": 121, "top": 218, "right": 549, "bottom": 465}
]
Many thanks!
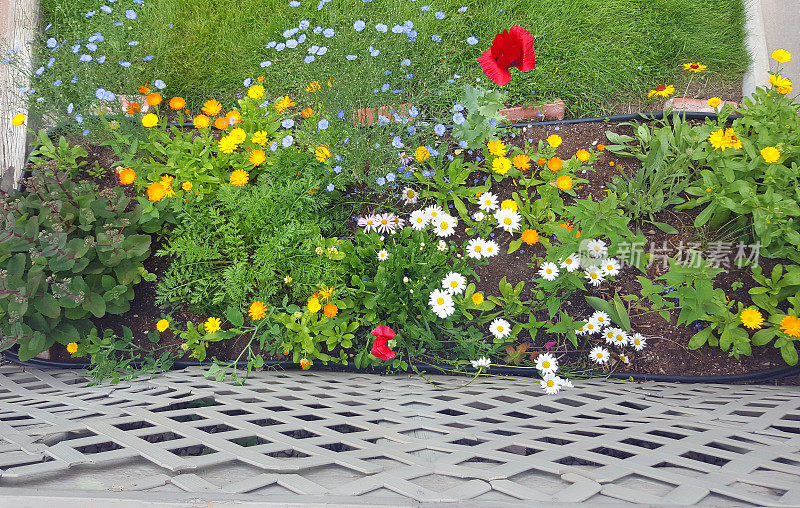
[{"left": 9, "top": 109, "right": 795, "bottom": 385}]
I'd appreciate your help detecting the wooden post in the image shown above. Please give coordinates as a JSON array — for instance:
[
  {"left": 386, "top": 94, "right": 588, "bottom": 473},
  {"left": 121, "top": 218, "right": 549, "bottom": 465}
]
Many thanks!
[{"left": 0, "top": 0, "right": 39, "bottom": 192}]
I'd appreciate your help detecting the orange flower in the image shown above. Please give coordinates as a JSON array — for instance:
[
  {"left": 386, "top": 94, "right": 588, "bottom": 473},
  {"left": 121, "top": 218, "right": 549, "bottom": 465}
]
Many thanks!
[
  {"left": 547, "top": 157, "right": 563, "bottom": 171},
  {"left": 323, "top": 303, "right": 339, "bottom": 318},
  {"left": 193, "top": 114, "right": 210, "bottom": 129},
  {"left": 249, "top": 150, "right": 266, "bottom": 166},
  {"left": 537, "top": 157, "right": 547, "bottom": 166},
  {"left": 521, "top": 229, "right": 539, "bottom": 245},
  {"left": 257, "top": 75, "right": 264, "bottom": 82},
  {"left": 145, "top": 93, "right": 162, "bottom": 106},
  {"left": 118, "top": 167, "right": 136, "bottom": 185},
  {"left": 202, "top": 99, "right": 223, "bottom": 116},
  {"left": 512, "top": 154, "right": 531, "bottom": 170},
  {"left": 224, "top": 110, "right": 242, "bottom": 126},
  {"left": 576, "top": 149, "right": 591, "bottom": 162},
  {"left": 597, "top": 144, "right": 605, "bottom": 152},
  {"left": 556, "top": 175, "right": 573, "bottom": 190},
  {"left": 169, "top": 96, "right": 186, "bottom": 110},
  {"left": 300, "top": 358, "right": 311, "bottom": 370},
  {"left": 138, "top": 84, "right": 150, "bottom": 95},
  {"left": 146, "top": 182, "right": 166, "bottom": 202},
  {"left": 781, "top": 316, "right": 800, "bottom": 337},
  {"left": 213, "top": 116, "right": 229, "bottom": 130},
  {"left": 125, "top": 102, "right": 141, "bottom": 115},
  {"left": 560, "top": 222, "right": 574, "bottom": 232},
  {"left": 301, "top": 107, "right": 314, "bottom": 118},
  {"left": 609, "top": 161, "right": 615, "bottom": 167}
]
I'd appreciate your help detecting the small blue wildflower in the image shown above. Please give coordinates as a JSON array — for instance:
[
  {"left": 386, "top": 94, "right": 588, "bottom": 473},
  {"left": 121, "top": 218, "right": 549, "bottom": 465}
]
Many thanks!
[
  {"left": 286, "top": 39, "right": 298, "bottom": 48},
  {"left": 459, "top": 140, "right": 468, "bottom": 149},
  {"left": 318, "top": 119, "right": 329, "bottom": 130},
  {"left": 323, "top": 28, "right": 334, "bottom": 37},
  {"left": 290, "top": 0, "right": 300, "bottom": 5},
  {"left": 82, "top": 129, "right": 90, "bottom": 136},
  {"left": 79, "top": 54, "right": 92, "bottom": 62},
  {"left": 458, "top": 6, "right": 467, "bottom": 12},
  {"left": 405, "top": 73, "right": 413, "bottom": 79},
  {"left": 327, "top": 183, "right": 335, "bottom": 192},
  {"left": 125, "top": 9, "right": 137, "bottom": 19},
  {"left": 281, "top": 118, "right": 295, "bottom": 129},
  {"left": 46, "top": 38, "right": 57, "bottom": 48},
  {"left": 71, "top": 43, "right": 80, "bottom": 53},
  {"left": 36, "top": 97, "right": 44, "bottom": 103},
  {"left": 391, "top": 89, "right": 403, "bottom": 94},
  {"left": 392, "top": 24, "right": 403, "bottom": 34},
  {"left": 67, "top": 103, "right": 73, "bottom": 113},
  {"left": 334, "top": 165, "right": 342, "bottom": 174},
  {"left": 453, "top": 104, "right": 464, "bottom": 112},
  {"left": 275, "top": 42, "right": 286, "bottom": 52},
  {"left": 369, "top": 46, "right": 380, "bottom": 57},
  {"left": 381, "top": 83, "right": 390, "bottom": 92},
  {"left": 86, "top": 42, "right": 97, "bottom": 51},
  {"left": 119, "top": 61, "right": 131, "bottom": 67},
  {"left": 85, "top": 11, "right": 95, "bottom": 17},
  {"left": 435, "top": 11, "right": 445, "bottom": 19},
  {"left": 75, "top": 114, "right": 83, "bottom": 124},
  {"left": 354, "top": 20, "right": 366, "bottom": 31},
  {"left": 378, "top": 114, "right": 389, "bottom": 124},
  {"left": 407, "top": 125, "right": 417, "bottom": 135},
  {"left": 53, "top": 79, "right": 62, "bottom": 86},
  {"left": 260, "top": 60, "right": 272, "bottom": 67},
  {"left": 298, "top": 34, "right": 307, "bottom": 43},
  {"left": 404, "top": 170, "right": 413, "bottom": 178},
  {"left": 392, "top": 136, "right": 404, "bottom": 148},
  {"left": 453, "top": 112, "right": 465, "bottom": 125},
  {"left": 431, "top": 34, "right": 441, "bottom": 42},
  {"left": 346, "top": 54, "right": 357, "bottom": 60},
  {"left": 260, "top": 100, "right": 269, "bottom": 107},
  {"left": 304, "top": 55, "right": 315, "bottom": 64},
  {"left": 97, "top": 55, "right": 106, "bottom": 63},
  {"left": 422, "top": 170, "right": 431, "bottom": 178},
  {"left": 376, "top": 23, "right": 388, "bottom": 33},
  {"left": 383, "top": 70, "right": 391, "bottom": 75},
  {"left": 317, "top": 46, "right": 327, "bottom": 55},
  {"left": 70, "top": 76, "right": 77, "bottom": 83},
  {"left": 338, "top": 110, "right": 345, "bottom": 119},
  {"left": 308, "top": 45, "right": 319, "bottom": 54},
  {"left": 270, "top": 141, "right": 278, "bottom": 152},
  {"left": 266, "top": 41, "right": 276, "bottom": 48},
  {"left": 434, "top": 124, "right": 446, "bottom": 136},
  {"left": 133, "top": 0, "right": 143, "bottom": 3},
  {"left": 335, "top": 154, "right": 342, "bottom": 161},
  {"left": 154, "top": 79, "right": 166, "bottom": 89},
  {"left": 113, "top": 21, "right": 123, "bottom": 27},
  {"left": 283, "top": 27, "right": 299, "bottom": 38},
  {"left": 386, "top": 172, "right": 396, "bottom": 182},
  {"left": 299, "top": 20, "right": 310, "bottom": 30},
  {"left": 35, "top": 66, "right": 44, "bottom": 75},
  {"left": 467, "top": 36, "right": 478, "bottom": 45},
  {"left": 376, "top": 177, "right": 386, "bottom": 186},
  {"left": 447, "top": 154, "right": 454, "bottom": 161},
  {"left": 374, "top": 143, "right": 381, "bottom": 149},
  {"left": 313, "top": 26, "right": 322, "bottom": 34},
  {"left": 408, "top": 105, "right": 418, "bottom": 117},
  {"left": 488, "top": 118, "right": 496, "bottom": 127},
  {"left": 100, "top": 5, "right": 112, "bottom": 13},
  {"left": 421, "top": 5, "right": 430, "bottom": 11},
  {"left": 143, "top": 55, "right": 154, "bottom": 61},
  {"left": 401, "top": 58, "right": 411, "bottom": 67},
  {"left": 282, "top": 135, "right": 294, "bottom": 147}
]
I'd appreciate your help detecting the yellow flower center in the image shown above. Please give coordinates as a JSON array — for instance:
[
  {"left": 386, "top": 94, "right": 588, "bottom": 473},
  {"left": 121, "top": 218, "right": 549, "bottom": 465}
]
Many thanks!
[
  {"left": 450, "top": 281, "right": 458, "bottom": 288},
  {"left": 504, "top": 218, "right": 512, "bottom": 225},
  {"left": 542, "top": 361, "right": 550, "bottom": 369},
  {"left": 497, "top": 326, "right": 504, "bottom": 332}
]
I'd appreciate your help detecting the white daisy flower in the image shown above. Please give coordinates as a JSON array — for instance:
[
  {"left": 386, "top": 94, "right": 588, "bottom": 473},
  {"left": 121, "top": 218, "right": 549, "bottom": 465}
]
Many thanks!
[
  {"left": 358, "top": 214, "right": 380, "bottom": 234},
  {"left": 586, "top": 238, "right": 608, "bottom": 258},
  {"left": 437, "top": 240, "right": 448, "bottom": 252},
  {"left": 433, "top": 214, "right": 457, "bottom": 237},
  {"left": 589, "top": 346, "right": 610, "bottom": 364},
  {"left": 402, "top": 187, "right": 418, "bottom": 204},
  {"left": 601, "top": 258, "right": 621, "bottom": 277},
  {"left": 494, "top": 207, "right": 522, "bottom": 233},
  {"left": 377, "top": 249, "right": 389, "bottom": 261},
  {"left": 477, "top": 191, "right": 499, "bottom": 212},
  {"left": 585, "top": 267, "right": 605, "bottom": 287},
  {"left": 560, "top": 253, "right": 581, "bottom": 272},
  {"left": 591, "top": 311, "right": 611, "bottom": 328},
  {"left": 472, "top": 211, "right": 485, "bottom": 222},
  {"left": 380, "top": 213, "right": 402, "bottom": 234},
  {"left": 561, "top": 378, "right": 574, "bottom": 388},
  {"left": 409, "top": 209, "right": 429, "bottom": 230},
  {"left": 540, "top": 374, "right": 563, "bottom": 395},
  {"left": 576, "top": 323, "right": 588, "bottom": 335},
  {"left": 619, "top": 353, "right": 630, "bottom": 364},
  {"left": 425, "top": 204, "right": 444, "bottom": 221},
  {"left": 429, "top": 289, "right": 455, "bottom": 318},
  {"left": 631, "top": 333, "right": 647, "bottom": 351},
  {"left": 441, "top": 272, "right": 467, "bottom": 295},
  {"left": 482, "top": 240, "right": 499, "bottom": 257},
  {"left": 465, "top": 238, "right": 486, "bottom": 259},
  {"left": 535, "top": 353, "right": 558, "bottom": 374},
  {"left": 489, "top": 318, "right": 511, "bottom": 340},
  {"left": 608, "top": 328, "right": 629, "bottom": 348},
  {"left": 584, "top": 318, "right": 602, "bottom": 335},
  {"left": 470, "top": 357, "right": 491, "bottom": 369},
  {"left": 538, "top": 262, "right": 559, "bottom": 281},
  {"left": 391, "top": 215, "right": 405, "bottom": 230}
]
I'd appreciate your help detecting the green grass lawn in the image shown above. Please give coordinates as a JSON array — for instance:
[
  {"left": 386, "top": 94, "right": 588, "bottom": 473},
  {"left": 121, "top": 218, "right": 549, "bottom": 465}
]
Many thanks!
[{"left": 35, "top": 0, "right": 749, "bottom": 121}]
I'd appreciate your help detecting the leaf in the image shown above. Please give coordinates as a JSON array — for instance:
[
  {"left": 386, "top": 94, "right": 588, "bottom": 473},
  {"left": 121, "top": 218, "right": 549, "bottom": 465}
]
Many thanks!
[
  {"left": 693, "top": 203, "right": 716, "bottom": 227},
  {"left": 148, "top": 331, "right": 161, "bottom": 343},
  {"left": 507, "top": 239, "right": 522, "bottom": 255},
  {"left": 34, "top": 293, "right": 61, "bottom": 319},
  {"left": 649, "top": 221, "right": 678, "bottom": 234},
  {"left": 688, "top": 327, "right": 712, "bottom": 350},
  {"left": 781, "top": 342, "right": 798, "bottom": 366},
  {"left": 226, "top": 306, "right": 244, "bottom": 328},
  {"left": 751, "top": 328, "right": 776, "bottom": 346},
  {"left": 82, "top": 292, "right": 106, "bottom": 317},
  {"left": 612, "top": 293, "right": 632, "bottom": 331}
]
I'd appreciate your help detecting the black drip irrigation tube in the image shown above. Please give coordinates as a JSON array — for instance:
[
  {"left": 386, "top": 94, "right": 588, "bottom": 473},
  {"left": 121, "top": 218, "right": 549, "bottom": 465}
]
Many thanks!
[{"left": 9, "top": 109, "right": 794, "bottom": 385}]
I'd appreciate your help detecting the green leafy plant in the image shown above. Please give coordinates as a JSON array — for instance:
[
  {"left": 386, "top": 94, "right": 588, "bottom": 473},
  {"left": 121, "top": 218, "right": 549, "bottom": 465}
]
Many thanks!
[
  {"left": 77, "top": 326, "right": 175, "bottom": 385},
  {"left": 451, "top": 85, "right": 507, "bottom": 149}
]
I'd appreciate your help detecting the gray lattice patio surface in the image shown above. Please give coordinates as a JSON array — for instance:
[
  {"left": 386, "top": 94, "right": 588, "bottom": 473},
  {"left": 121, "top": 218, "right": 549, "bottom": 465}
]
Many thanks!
[{"left": 0, "top": 365, "right": 799, "bottom": 506}]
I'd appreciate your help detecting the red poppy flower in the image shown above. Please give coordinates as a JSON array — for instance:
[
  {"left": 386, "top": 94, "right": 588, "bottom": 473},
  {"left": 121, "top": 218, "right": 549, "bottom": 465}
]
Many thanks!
[
  {"left": 370, "top": 325, "right": 396, "bottom": 361},
  {"left": 477, "top": 26, "right": 536, "bottom": 86}
]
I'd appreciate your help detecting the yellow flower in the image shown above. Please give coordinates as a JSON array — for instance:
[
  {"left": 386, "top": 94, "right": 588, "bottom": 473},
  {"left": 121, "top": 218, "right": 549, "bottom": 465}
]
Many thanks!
[
  {"left": 556, "top": 174, "right": 573, "bottom": 191},
  {"left": 218, "top": 135, "right": 239, "bottom": 154},
  {"left": 547, "top": 134, "right": 562, "bottom": 148},
  {"left": 249, "top": 149, "right": 266, "bottom": 166},
  {"left": 141, "top": 113, "right": 158, "bottom": 128},
  {"left": 146, "top": 182, "right": 166, "bottom": 202},
  {"left": 156, "top": 319, "right": 169, "bottom": 332},
  {"left": 248, "top": 84, "right": 265, "bottom": 100},
  {"left": 182, "top": 181, "right": 192, "bottom": 191},
  {"left": 707, "top": 97, "right": 722, "bottom": 108},
  {"left": 521, "top": 229, "right": 539, "bottom": 245},
  {"left": 683, "top": 62, "right": 707, "bottom": 73},
  {"left": 487, "top": 139, "right": 506, "bottom": 156},
  {"left": 66, "top": 342, "right": 78, "bottom": 354},
  {"left": 229, "top": 127, "right": 246, "bottom": 144},
  {"left": 471, "top": 292, "right": 484, "bottom": 306},
  {"left": 512, "top": 154, "right": 531, "bottom": 170},
  {"left": 160, "top": 175, "right": 175, "bottom": 198},
  {"left": 12, "top": 113, "right": 25, "bottom": 126},
  {"left": 761, "top": 146, "right": 780, "bottom": 164},
  {"left": 740, "top": 307, "right": 764, "bottom": 330},
  {"left": 252, "top": 130, "right": 268, "bottom": 146},
  {"left": 768, "top": 74, "right": 793, "bottom": 94},
  {"left": 500, "top": 199, "right": 517, "bottom": 211},
  {"left": 193, "top": 114, "right": 210, "bottom": 129},
  {"left": 780, "top": 316, "right": 800, "bottom": 337},
  {"left": 771, "top": 49, "right": 792, "bottom": 63},
  {"left": 275, "top": 95, "right": 296, "bottom": 112},
  {"left": 301, "top": 107, "right": 314, "bottom": 118},
  {"left": 306, "top": 80, "right": 322, "bottom": 92},
  {"left": 492, "top": 156, "right": 512, "bottom": 175},
  {"left": 308, "top": 297, "right": 322, "bottom": 313},
  {"left": 315, "top": 145, "right": 332, "bottom": 162},
  {"left": 230, "top": 169, "right": 249, "bottom": 186},
  {"left": 204, "top": 317, "right": 221, "bottom": 334},
  {"left": 202, "top": 99, "right": 223, "bottom": 116},
  {"left": 708, "top": 128, "right": 742, "bottom": 151},
  {"left": 576, "top": 149, "right": 591, "bottom": 162},
  {"left": 318, "top": 285, "right": 334, "bottom": 302},
  {"left": 724, "top": 128, "right": 743, "bottom": 150},
  {"left": 249, "top": 301, "right": 267, "bottom": 321},
  {"left": 414, "top": 146, "right": 431, "bottom": 161},
  {"left": 647, "top": 84, "right": 675, "bottom": 98},
  {"left": 118, "top": 167, "right": 136, "bottom": 185}
]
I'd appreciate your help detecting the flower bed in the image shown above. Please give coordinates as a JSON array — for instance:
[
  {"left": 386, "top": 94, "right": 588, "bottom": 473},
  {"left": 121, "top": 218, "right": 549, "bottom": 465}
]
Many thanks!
[{"left": 3, "top": 16, "right": 798, "bottom": 391}]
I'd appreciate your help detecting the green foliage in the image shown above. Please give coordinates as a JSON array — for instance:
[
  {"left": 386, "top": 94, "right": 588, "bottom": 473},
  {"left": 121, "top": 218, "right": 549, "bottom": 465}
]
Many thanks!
[
  {"left": 0, "top": 160, "right": 151, "bottom": 360},
  {"left": 415, "top": 156, "right": 489, "bottom": 222},
  {"left": 451, "top": 85, "right": 507, "bottom": 149},
  {"left": 80, "top": 327, "right": 175, "bottom": 385},
  {"left": 657, "top": 256, "right": 726, "bottom": 327},
  {"left": 28, "top": 130, "right": 88, "bottom": 175},
  {"left": 156, "top": 149, "right": 345, "bottom": 314}
]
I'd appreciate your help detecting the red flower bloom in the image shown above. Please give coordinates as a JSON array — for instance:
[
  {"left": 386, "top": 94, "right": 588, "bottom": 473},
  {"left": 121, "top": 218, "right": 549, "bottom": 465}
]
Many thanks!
[
  {"left": 477, "top": 26, "right": 536, "bottom": 86},
  {"left": 370, "top": 325, "right": 396, "bottom": 361}
]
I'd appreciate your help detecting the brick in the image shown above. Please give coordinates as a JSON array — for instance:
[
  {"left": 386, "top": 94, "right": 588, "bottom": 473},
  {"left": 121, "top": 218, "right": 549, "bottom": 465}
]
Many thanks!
[
  {"left": 500, "top": 99, "right": 565, "bottom": 122},
  {"left": 664, "top": 97, "right": 738, "bottom": 114}
]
